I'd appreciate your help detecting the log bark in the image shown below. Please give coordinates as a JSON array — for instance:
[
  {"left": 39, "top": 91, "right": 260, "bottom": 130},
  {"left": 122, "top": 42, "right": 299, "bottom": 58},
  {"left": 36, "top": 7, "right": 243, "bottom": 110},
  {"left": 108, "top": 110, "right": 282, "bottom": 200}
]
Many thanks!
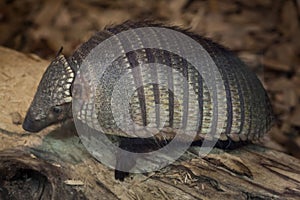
[{"left": 0, "top": 46, "right": 299, "bottom": 200}]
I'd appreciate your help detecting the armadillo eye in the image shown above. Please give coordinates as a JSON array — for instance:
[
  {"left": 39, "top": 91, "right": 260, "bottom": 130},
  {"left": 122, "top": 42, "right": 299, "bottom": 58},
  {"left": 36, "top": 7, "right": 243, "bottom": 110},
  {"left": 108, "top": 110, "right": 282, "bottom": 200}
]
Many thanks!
[{"left": 52, "top": 106, "right": 62, "bottom": 114}]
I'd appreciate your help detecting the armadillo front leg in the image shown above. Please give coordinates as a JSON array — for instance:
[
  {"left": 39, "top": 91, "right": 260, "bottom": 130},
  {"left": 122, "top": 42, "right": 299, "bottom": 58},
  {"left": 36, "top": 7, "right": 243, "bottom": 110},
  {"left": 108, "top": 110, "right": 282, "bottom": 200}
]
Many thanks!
[
  {"left": 114, "top": 139, "right": 136, "bottom": 181},
  {"left": 114, "top": 136, "right": 170, "bottom": 180}
]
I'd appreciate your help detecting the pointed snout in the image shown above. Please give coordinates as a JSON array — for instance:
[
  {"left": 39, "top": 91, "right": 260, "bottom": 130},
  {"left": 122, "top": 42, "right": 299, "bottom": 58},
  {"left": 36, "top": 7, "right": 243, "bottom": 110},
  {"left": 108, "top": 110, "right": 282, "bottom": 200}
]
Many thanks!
[{"left": 22, "top": 113, "right": 43, "bottom": 133}]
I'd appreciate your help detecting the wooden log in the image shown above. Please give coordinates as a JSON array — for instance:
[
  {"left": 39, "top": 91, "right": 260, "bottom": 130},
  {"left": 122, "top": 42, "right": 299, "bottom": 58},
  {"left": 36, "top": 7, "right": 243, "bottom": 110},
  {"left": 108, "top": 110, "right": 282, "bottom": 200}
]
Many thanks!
[{"left": 0, "top": 46, "right": 299, "bottom": 199}]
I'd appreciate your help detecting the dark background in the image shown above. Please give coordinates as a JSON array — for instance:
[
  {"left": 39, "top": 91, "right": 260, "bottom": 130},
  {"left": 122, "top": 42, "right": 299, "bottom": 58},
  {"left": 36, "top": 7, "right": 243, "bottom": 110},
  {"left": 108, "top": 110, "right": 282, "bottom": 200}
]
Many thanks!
[{"left": 0, "top": 0, "right": 299, "bottom": 158}]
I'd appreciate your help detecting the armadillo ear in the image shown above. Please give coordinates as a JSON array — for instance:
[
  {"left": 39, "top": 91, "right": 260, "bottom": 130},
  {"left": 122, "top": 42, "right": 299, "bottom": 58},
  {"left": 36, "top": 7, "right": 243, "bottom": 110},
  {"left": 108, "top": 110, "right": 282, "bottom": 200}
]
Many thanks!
[
  {"left": 53, "top": 47, "right": 72, "bottom": 73},
  {"left": 55, "top": 46, "right": 64, "bottom": 57},
  {"left": 54, "top": 47, "right": 70, "bottom": 72}
]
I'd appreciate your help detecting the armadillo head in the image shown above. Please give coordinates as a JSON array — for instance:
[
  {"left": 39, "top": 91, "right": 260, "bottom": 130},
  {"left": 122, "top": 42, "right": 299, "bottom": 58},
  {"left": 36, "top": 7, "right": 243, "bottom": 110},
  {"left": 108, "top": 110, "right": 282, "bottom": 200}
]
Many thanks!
[{"left": 23, "top": 55, "right": 75, "bottom": 132}]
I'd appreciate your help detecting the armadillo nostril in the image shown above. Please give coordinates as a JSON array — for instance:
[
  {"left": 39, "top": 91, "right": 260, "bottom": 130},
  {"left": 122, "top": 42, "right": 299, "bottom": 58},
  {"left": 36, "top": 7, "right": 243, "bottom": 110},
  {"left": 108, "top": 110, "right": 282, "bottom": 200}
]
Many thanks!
[{"left": 22, "top": 115, "right": 41, "bottom": 133}]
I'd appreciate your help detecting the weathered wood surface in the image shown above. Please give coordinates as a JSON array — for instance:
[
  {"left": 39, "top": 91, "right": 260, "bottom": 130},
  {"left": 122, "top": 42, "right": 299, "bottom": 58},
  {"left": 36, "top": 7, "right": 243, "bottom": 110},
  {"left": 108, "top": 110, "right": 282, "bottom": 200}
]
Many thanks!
[{"left": 0, "top": 46, "right": 300, "bottom": 200}]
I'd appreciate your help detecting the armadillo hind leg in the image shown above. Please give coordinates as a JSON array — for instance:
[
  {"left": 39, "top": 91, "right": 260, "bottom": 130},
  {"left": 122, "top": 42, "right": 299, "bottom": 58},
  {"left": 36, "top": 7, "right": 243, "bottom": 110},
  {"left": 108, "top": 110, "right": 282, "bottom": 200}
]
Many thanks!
[
  {"left": 214, "top": 138, "right": 250, "bottom": 150},
  {"left": 191, "top": 138, "right": 250, "bottom": 150}
]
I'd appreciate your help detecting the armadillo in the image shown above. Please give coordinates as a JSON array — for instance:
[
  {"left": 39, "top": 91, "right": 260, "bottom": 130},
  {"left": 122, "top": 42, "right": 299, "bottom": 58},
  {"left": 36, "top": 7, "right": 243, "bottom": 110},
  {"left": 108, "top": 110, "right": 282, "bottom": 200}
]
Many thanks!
[{"left": 23, "top": 21, "right": 274, "bottom": 180}]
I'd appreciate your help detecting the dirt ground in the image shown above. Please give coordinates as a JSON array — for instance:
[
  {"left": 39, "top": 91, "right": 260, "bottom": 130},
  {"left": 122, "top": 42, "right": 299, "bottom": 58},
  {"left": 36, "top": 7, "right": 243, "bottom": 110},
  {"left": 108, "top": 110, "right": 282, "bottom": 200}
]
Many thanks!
[{"left": 0, "top": 0, "right": 299, "bottom": 158}]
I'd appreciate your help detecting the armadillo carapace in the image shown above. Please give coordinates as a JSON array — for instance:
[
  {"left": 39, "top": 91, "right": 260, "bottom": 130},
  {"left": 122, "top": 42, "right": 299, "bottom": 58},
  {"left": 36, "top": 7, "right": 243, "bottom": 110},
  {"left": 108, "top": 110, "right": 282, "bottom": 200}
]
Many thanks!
[{"left": 23, "top": 21, "right": 273, "bottom": 161}]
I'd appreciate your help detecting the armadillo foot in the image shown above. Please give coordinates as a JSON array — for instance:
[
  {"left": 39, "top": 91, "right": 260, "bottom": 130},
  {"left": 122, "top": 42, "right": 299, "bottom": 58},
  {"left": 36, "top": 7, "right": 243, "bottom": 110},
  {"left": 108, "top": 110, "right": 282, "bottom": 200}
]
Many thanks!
[
  {"left": 114, "top": 170, "right": 129, "bottom": 181},
  {"left": 114, "top": 138, "right": 139, "bottom": 181}
]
